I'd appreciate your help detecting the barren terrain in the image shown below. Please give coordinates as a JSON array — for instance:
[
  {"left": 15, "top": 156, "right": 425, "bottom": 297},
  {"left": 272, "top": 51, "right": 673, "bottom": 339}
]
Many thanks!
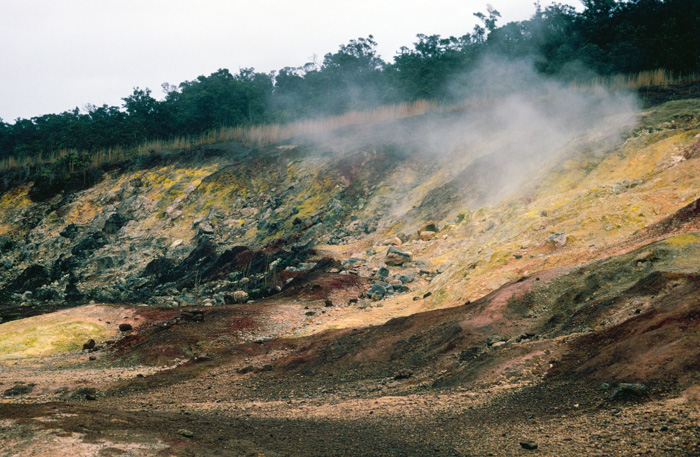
[{"left": 0, "top": 92, "right": 699, "bottom": 456}]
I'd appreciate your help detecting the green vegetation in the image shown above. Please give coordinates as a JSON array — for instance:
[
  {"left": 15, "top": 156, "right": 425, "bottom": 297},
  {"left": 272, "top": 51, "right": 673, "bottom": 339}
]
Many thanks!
[{"left": 0, "top": 0, "right": 697, "bottom": 175}]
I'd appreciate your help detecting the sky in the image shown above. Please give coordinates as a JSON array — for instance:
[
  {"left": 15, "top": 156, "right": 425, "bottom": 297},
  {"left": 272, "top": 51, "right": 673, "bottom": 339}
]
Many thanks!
[{"left": 0, "top": 0, "right": 578, "bottom": 122}]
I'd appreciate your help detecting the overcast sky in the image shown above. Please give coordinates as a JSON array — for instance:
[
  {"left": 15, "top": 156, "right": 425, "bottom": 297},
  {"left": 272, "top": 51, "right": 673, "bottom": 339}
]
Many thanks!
[{"left": 0, "top": 0, "right": 578, "bottom": 122}]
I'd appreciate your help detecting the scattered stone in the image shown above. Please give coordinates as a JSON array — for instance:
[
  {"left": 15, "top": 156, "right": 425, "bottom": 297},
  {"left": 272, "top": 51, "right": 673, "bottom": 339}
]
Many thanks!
[
  {"left": 377, "top": 267, "right": 390, "bottom": 278},
  {"left": 324, "top": 299, "right": 333, "bottom": 307},
  {"left": 385, "top": 247, "right": 412, "bottom": 266},
  {"left": 118, "top": 323, "right": 133, "bottom": 332},
  {"left": 491, "top": 341, "right": 506, "bottom": 348},
  {"left": 520, "top": 440, "right": 538, "bottom": 450},
  {"left": 391, "top": 237, "right": 403, "bottom": 246},
  {"left": 423, "top": 292, "right": 432, "bottom": 299}
]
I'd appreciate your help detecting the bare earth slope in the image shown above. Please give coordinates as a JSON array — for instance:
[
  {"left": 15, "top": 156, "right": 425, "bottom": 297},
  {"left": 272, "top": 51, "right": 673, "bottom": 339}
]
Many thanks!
[{"left": 0, "top": 94, "right": 699, "bottom": 456}]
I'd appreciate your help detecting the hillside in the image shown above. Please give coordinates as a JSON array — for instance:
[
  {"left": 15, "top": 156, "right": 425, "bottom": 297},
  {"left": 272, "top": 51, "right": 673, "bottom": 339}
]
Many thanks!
[{"left": 0, "top": 86, "right": 698, "bottom": 456}]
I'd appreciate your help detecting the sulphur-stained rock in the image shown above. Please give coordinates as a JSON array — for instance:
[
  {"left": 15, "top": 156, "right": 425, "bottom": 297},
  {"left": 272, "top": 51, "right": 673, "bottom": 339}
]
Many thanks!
[
  {"left": 548, "top": 232, "right": 568, "bottom": 247},
  {"left": 385, "top": 247, "right": 412, "bottom": 266}
]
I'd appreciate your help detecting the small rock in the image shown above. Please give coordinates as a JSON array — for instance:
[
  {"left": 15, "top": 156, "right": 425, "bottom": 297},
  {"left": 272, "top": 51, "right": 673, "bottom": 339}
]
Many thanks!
[
  {"left": 519, "top": 440, "right": 538, "bottom": 450},
  {"left": 178, "top": 429, "right": 194, "bottom": 438},
  {"left": 486, "top": 335, "right": 505, "bottom": 346},
  {"left": 83, "top": 339, "right": 96, "bottom": 350},
  {"left": 118, "top": 323, "right": 133, "bottom": 332}
]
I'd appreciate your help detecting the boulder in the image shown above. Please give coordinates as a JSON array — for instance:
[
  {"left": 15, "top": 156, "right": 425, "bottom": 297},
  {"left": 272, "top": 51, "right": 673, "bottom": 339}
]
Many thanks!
[
  {"left": 232, "top": 290, "right": 249, "bottom": 303},
  {"left": 385, "top": 247, "right": 412, "bottom": 266},
  {"left": 367, "top": 284, "right": 387, "bottom": 301}
]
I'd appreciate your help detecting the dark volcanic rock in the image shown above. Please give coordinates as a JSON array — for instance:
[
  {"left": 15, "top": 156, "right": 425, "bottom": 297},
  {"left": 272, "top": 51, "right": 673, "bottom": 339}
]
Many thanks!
[
  {"left": 142, "top": 257, "right": 176, "bottom": 279},
  {"left": 64, "top": 276, "right": 83, "bottom": 302},
  {"left": 59, "top": 223, "right": 79, "bottom": 239},
  {"left": 83, "top": 339, "right": 96, "bottom": 350},
  {"left": 71, "top": 231, "right": 108, "bottom": 258},
  {"left": 118, "top": 323, "right": 133, "bottom": 332},
  {"left": 3, "top": 264, "right": 51, "bottom": 298},
  {"left": 103, "top": 212, "right": 128, "bottom": 235},
  {"left": 3, "top": 383, "right": 35, "bottom": 396},
  {"left": 609, "top": 383, "right": 647, "bottom": 401},
  {"left": 519, "top": 440, "right": 538, "bottom": 450}
]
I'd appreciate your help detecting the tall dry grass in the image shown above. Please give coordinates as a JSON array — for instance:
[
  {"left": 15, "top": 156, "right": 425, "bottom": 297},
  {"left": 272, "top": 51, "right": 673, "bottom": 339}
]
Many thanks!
[{"left": 573, "top": 69, "right": 700, "bottom": 91}]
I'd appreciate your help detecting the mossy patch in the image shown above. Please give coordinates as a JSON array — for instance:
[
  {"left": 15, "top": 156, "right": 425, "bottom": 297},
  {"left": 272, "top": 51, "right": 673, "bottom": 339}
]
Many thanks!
[
  {"left": 0, "top": 319, "right": 114, "bottom": 360},
  {"left": 664, "top": 232, "right": 699, "bottom": 247}
]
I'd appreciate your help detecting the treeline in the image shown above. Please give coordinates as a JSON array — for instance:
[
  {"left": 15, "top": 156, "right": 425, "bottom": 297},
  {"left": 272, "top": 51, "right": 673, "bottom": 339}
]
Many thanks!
[{"left": 0, "top": 0, "right": 697, "bottom": 163}]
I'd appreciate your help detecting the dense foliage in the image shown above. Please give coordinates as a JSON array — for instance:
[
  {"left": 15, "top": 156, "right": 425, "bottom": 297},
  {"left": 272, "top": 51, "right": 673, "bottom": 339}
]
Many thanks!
[{"left": 0, "top": 0, "right": 697, "bottom": 163}]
